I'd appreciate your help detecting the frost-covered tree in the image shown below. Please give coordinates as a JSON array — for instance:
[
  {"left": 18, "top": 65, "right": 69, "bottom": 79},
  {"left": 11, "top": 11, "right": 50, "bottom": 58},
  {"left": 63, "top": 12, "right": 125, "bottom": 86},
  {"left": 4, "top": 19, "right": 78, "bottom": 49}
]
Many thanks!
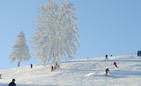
[
  {"left": 10, "top": 31, "right": 31, "bottom": 67},
  {"left": 32, "top": 0, "right": 79, "bottom": 66},
  {"left": 56, "top": 0, "right": 79, "bottom": 61},
  {"left": 32, "top": 0, "right": 58, "bottom": 65}
]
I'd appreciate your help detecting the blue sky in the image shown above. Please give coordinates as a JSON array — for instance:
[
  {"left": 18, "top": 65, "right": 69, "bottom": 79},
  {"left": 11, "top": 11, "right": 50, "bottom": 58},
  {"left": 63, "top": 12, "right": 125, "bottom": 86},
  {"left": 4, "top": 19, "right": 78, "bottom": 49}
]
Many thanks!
[{"left": 0, "top": 0, "right": 141, "bottom": 69}]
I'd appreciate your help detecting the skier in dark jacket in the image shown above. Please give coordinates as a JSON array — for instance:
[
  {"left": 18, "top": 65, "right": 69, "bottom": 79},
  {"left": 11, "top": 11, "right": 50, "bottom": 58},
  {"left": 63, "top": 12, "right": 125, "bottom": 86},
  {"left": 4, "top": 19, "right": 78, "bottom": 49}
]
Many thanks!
[
  {"left": 30, "top": 64, "right": 33, "bottom": 69},
  {"left": 105, "top": 55, "right": 108, "bottom": 59},
  {"left": 8, "top": 79, "right": 16, "bottom": 86}
]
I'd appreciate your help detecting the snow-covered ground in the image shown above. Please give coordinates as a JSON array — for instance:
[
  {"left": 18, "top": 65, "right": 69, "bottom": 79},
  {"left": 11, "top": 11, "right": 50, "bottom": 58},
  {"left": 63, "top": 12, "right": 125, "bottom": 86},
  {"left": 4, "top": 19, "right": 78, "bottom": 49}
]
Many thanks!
[{"left": 0, "top": 55, "right": 141, "bottom": 86}]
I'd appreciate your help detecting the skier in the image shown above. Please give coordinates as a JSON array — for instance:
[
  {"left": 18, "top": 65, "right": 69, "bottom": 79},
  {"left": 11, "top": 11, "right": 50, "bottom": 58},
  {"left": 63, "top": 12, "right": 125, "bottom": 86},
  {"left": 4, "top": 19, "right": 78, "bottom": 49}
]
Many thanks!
[
  {"left": 0, "top": 74, "right": 1, "bottom": 79},
  {"left": 113, "top": 61, "right": 118, "bottom": 68},
  {"left": 105, "top": 54, "right": 108, "bottom": 59},
  {"left": 30, "top": 64, "right": 33, "bottom": 69},
  {"left": 54, "top": 61, "right": 60, "bottom": 69},
  {"left": 51, "top": 66, "right": 54, "bottom": 72},
  {"left": 8, "top": 79, "right": 16, "bottom": 86},
  {"left": 105, "top": 68, "right": 110, "bottom": 76}
]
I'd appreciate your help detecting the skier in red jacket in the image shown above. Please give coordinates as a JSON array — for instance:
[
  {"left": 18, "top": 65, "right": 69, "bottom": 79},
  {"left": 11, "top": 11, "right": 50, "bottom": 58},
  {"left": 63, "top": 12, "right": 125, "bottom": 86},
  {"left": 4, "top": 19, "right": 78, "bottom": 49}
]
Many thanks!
[
  {"left": 105, "top": 68, "right": 110, "bottom": 75},
  {"left": 51, "top": 66, "right": 54, "bottom": 72},
  {"left": 113, "top": 61, "right": 118, "bottom": 68}
]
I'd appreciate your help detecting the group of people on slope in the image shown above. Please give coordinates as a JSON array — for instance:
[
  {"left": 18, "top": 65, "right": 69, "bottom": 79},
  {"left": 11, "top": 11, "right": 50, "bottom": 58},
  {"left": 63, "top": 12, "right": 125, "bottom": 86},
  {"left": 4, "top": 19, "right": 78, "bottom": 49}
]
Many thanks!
[
  {"left": 7, "top": 55, "right": 117, "bottom": 86},
  {"left": 105, "top": 54, "right": 112, "bottom": 59},
  {"left": 51, "top": 62, "right": 60, "bottom": 72},
  {"left": 105, "top": 55, "right": 118, "bottom": 76},
  {"left": 105, "top": 61, "right": 118, "bottom": 75}
]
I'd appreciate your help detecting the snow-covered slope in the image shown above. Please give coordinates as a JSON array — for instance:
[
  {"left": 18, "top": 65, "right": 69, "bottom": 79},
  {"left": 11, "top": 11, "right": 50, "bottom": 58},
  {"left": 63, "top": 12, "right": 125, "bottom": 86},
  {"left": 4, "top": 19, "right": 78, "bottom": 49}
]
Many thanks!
[{"left": 0, "top": 55, "right": 141, "bottom": 86}]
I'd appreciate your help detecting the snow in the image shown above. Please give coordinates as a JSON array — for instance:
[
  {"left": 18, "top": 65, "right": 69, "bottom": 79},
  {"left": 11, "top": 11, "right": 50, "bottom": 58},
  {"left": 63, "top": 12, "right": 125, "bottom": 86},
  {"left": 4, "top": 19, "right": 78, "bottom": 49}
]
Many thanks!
[{"left": 0, "top": 55, "right": 141, "bottom": 86}]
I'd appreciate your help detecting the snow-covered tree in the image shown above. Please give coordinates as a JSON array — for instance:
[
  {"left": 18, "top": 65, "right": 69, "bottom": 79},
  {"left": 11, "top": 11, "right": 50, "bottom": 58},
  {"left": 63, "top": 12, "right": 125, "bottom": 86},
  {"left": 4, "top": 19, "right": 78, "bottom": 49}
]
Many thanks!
[
  {"left": 32, "top": 0, "right": 79, "bottom": 66},
  {"left": 56, "top": 0, "right": 79, "bottom": 61},
  {"left": 32, "top": 0, "right": 58, "bottom": 65},
  {"left": 10, "top": 31, "right": 31, "bottom": 67}
]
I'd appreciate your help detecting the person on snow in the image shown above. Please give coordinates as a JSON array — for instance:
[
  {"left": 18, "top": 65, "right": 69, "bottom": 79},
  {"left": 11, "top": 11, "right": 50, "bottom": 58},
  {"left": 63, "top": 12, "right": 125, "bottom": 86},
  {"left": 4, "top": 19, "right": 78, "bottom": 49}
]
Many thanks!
[
  {"left": 105, "top": 54, "right": 108, "bottom": 59},
  {"left": 51, "top": 66, "right": 54, "bottom": 72},
  {"left": 30, "top": 64, "right": 33, "bottom": 69},
  {"left": 105, "top": 68, "right": 110, "bottom": 76},
  {"left": 0, "top": 74, "right": 1, "bottom": 79},
  {"left": 113, "top": 61, "right": 118, "bottom": 68},
  {"left": 54, "top": 61, "right": 60, "bottom": 70},
  {"left": 8, "top": 79, "right": 16, "bottom": 86}
]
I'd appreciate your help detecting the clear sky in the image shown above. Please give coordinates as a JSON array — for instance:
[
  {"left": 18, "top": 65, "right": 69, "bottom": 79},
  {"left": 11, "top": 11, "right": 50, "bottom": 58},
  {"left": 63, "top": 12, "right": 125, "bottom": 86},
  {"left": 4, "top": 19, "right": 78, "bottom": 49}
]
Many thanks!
[{"left": 0, "top": 0, "right": 141, "bottom": 69}]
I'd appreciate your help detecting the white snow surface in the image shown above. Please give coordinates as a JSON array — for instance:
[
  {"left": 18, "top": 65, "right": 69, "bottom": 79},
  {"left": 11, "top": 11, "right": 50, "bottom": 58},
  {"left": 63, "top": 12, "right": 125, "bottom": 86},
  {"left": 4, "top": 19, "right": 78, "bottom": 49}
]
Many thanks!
[{"left": 1, "top": 55, "right": 141, "bottom": 86}]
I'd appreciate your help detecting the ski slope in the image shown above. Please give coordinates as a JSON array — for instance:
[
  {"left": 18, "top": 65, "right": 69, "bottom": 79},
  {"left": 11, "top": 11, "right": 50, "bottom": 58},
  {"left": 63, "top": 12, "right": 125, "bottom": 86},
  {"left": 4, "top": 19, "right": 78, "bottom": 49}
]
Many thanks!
[{"left": 0, "top": 55, "right": 141, "bottom": 86}]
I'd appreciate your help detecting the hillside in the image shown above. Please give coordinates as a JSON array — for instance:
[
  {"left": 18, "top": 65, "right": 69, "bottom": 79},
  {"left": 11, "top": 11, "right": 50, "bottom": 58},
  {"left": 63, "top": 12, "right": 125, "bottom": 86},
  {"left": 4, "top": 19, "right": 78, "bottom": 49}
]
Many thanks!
[{"left": 0, "top": 55, "right": 141, "bottom": 86}]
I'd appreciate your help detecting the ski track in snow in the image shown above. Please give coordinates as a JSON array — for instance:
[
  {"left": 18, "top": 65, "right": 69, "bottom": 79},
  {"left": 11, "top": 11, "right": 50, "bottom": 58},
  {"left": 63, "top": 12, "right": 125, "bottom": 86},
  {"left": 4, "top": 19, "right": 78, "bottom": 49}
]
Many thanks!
[{"left": 0, "top": 55, "right": 141, "bottom": 86}]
